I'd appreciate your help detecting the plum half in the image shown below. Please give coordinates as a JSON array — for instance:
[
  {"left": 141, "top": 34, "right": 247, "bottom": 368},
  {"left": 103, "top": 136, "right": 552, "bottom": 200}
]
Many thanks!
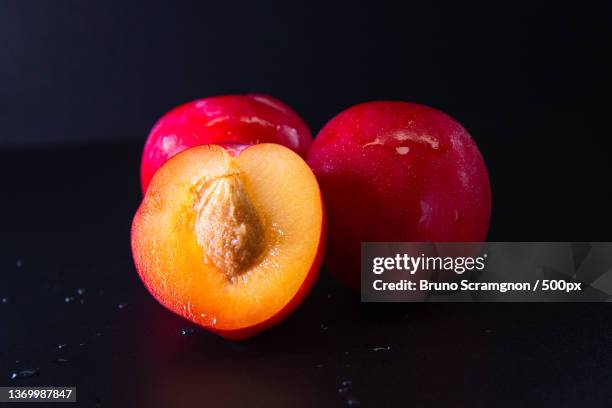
[{"left": 132, "top": 144, "right": 325, "bottom": 339}]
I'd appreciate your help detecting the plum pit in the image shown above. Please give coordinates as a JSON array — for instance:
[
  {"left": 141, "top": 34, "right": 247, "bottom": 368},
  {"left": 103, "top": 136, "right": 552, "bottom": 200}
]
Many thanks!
[{"left": 193, "top": 166, "right": 264, "bottom": 280}]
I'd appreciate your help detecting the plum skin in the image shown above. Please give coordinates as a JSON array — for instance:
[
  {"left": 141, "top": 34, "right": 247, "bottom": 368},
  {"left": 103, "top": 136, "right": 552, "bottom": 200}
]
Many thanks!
[
  {"left": 140, "top": 94, "right": 312, "bottom": 192},
  {"left": 307, "top": 101, "right": 491, "bottom": 290}
]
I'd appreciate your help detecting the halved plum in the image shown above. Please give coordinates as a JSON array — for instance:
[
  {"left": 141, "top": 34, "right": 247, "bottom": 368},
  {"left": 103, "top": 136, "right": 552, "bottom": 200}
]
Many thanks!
[{"left": 132, "top": 143, "right": 325, "bottom": 339}]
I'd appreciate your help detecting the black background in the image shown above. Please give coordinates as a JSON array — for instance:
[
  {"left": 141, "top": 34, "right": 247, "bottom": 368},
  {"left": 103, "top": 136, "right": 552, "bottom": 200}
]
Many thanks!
[{"left": 1, "top": 1, "right": 611, "bottom": 407}]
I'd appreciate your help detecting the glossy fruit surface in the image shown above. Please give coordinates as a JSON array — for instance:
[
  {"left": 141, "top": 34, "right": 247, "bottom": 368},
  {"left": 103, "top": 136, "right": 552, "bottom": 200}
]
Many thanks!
[
  {"left": 307, "top": 101, "right": 491, "bottom": 290},
  {"left": 140, "top": 94, "right": 312, "bottom": 192}
]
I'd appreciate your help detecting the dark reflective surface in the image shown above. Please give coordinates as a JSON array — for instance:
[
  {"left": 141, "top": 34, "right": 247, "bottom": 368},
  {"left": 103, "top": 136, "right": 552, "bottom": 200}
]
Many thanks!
[{"left": 0, "top": 143, "right": 611, "bottom": 407}]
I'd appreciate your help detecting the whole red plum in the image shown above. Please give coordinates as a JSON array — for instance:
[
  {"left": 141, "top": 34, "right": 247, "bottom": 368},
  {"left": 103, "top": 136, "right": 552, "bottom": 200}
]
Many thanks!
[
  {"left": 140, "top": 94, "right": 312, "bottom": 192},
  {"left": 307, "top": 101, "right": 491, "bottom": 290}
]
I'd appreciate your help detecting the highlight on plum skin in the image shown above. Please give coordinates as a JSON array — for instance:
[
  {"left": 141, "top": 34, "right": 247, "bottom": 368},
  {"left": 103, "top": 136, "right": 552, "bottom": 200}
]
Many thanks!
[
  {"left": 140, "top": 94, "right": 313, "bottom": 192},
  {"left": 131, "top": 143, "right": 326, "bottom": 340},
  {"left": 307, "top": 101, "right": 492, "bottom": 290}
]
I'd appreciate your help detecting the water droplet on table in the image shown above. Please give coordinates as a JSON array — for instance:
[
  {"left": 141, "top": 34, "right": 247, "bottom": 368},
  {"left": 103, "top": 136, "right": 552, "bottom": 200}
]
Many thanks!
[
  {"left": 10, "top": 368, "right": 39, "bottom": 379},
  {"left": 77, "top": 288, "right": 86, "bottom": 296},
  {"left": 58, "top": 343, "right": 67, "bottom": 350},
  {"left": 181, "top": 327, "right": 196, "bottom": 336},
  {"left": 64, "top": 296, "right": 75, "bottom": 303},
  {"left": 117, "top": 303, "right": 127, "bottom": 310},
  {"left": 1, "top": 297, "right": 8, "bottom": 304}
]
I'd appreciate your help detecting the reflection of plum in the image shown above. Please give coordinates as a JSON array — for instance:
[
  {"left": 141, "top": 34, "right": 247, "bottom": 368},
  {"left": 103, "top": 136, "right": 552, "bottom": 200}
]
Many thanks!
[
  {"left": 140, "top": 360, "right": 320, "bottom": 408},
  {"left": 116, "top": 278, "right": 491, "bottom": 407}
]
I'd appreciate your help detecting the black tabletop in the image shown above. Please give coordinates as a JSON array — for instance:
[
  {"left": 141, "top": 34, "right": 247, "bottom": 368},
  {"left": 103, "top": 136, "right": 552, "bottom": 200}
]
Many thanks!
[
  {"left": 1, "top": 0, "right": 611, "bottom": 405},
  {"left": 0, "top": 142, "right": 611, "bottom": 408}
]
